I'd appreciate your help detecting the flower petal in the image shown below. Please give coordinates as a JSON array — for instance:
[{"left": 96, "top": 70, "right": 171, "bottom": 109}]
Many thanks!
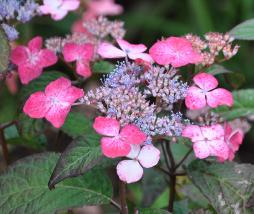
[
  {"left": 63, "top": 43, "right": 80, "bottom": 62},
  {"left": 193, "top": 73, "right": 218, "bottom": 91},
  {"left": 93, "top": 116, "right": 120, "bottom": 137},
  {"left": 206, "top": 88, "right": 233, "bottom": 108},
  {"left": 97, "top": 42, "right": 126, "bottom": 58},
  {"left": 28, "top": 36, "right": 43, "bottom": 52},
  {"left": 39, "top": 49, "right": 58, "bottom": 67},
  {"left": 45, "top": 77, "right": 71, "bottom": 97},
  {"left": 209, "top": 139, "right": 229, "bottom": 160},
  {"left": 127, "top": 144, "right": 141, "bottom": 159},
  {"left": 61, "top": 0, "right": 80, "bottom": 10},
  {"left": 182, "top": 125, "right": 203, "bottom": 142},
  {"left": 193, "top": 141, "right": 210, "bottom": 159},
  {"left": 76, "top": 60, "right": 92, "bottom": 78},
  {"left": 200, "top": 124, "right": 224, "bottom": 141},
  {"left": 116, "top": 160, "right": 143, "bottom": 183},
  {"left": 128, "top": 52, "right": 153, "bottom": 63},
  {"left": 117, "top": 39, "right": 147, "bottom": 53},
  {"left": 23, "top": 92, "right": 48, "bottom": 118},
  {"left": 138, "top": 145, "right": 160, "bottom": 168},
  {"left": 228, "top": 130, "right": 244, "bottom": 152},
  {"left": 10, "top": 46, "right": 28, "bottom": 65},
  {"left": 18, "top": 64, "right": 43, "bottom": 84},
  {"left": 120, "top": 124, "right": 146, "bottom": 145},
  {"left": 101, "top": 136, "right": 131, "bottom": 158},
  {"left": 185, "top": 86, "right": 207, "bottom": 110}
]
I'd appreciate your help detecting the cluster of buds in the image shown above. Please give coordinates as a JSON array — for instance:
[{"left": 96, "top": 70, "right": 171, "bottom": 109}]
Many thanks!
[{"left": 186, "top": 32, "right": 239, "bottom": 66}]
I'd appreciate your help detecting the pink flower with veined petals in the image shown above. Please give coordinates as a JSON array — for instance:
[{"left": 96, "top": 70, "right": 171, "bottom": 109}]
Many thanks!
[
  {"left": 63, "top": 43, "right": 94, "bottom": 78},
  {"left": 40, "top": 0, "right": 80, "bottom": 21},
  {"left": 23, "top": 77, "right": 84, "bottom": 128},
  {"left": 93, "top": 117, "right": 147, "bottom": 158},
  {"left": 185, "top": 73, "right": 233, "bottom": 110},
  {"left": 117, "top": 145, "right": 160, "bottom": 183},
  {"left": 88, "top": 0, "right": 123, "bottom": 17},
  {"left": 182, "top": 124, "right": 229, "bottom": 160},
  {"left": 10, "top": 36, "right": 57, "bottom": 85},
  {"left": 218, "top": 123, "right": 244, "bottom": 162},
  {"left": 97, "top": 39, "right": 153, "bottom": 63},
  {"left": 149, "top": 37, "right": 202, "bottom": 67}
]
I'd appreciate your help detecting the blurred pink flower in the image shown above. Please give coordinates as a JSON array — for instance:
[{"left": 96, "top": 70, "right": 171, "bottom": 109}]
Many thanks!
[
  {"left": 23, "top": 77, "right": 84, "bottom": 128},
  {"left": 11, "top": 36, "right": 57, "bottom": 84},
  {"left": 98, "top": 39, "right": 153, "bottom": 62},
  {"left": 149, "top": 36, "right": 202, "bottom": 67},
  {"left": 185, "top": 73, "right": 233, "bottom": 110},
  {"left": 63, "top": 43, "right": 94, "bottom": 78},
  {"left": 218, "top": 123, "right": 244, "bottom": 162},
  {"left": 40, "top": 0, "right": 80, "bottom": 20},
  {"left": 5, "top": 72, "right": 18, "bottom": 94},
  {"left": 87, "top": 0, "right": 123, "bottom": 17},
  {"left": 117, "top": 145, "right": 160, "bottom": 183},
  {"left": 182, "top": 124, "right": 229, "bottom": 160},
  {"left": 93, "top": 117, "right": 147, "bottom": 158}
]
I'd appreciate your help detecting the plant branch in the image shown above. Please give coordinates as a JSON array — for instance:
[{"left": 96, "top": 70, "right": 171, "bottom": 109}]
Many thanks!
[
  {"left": 161, "top": 143, "right": 171, "bottom": 171},
  {"left": 110, "top": 199, "right": 121, "bottom": 211},
  {"left": 0, "top": 128, "right": 9, "bottom": 165},
  {"left": 174, "top": 148, "right": 192, "bottom": 170},
  {"left": 119, "top": 180, "right": 128, "bottom": 214}
]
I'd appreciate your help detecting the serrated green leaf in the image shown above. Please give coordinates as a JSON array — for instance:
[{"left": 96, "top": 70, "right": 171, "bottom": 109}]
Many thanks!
[
  {"left": 48, "top": 138, "right": 102, "bottom": 188},
  {"left": 61, "top": 112, "right": 98, "bottom": 138},
  {"left": 0, "top": 28, "right": 10, "bottom": 73},
  {"left": 186, "top": 160, "right": 254, "bottom": 214},
  {"left": 0, "top": 152, "right": 112, "bottom": 214},
  {"left": 214, "top": 89, "right": 254, "bottom": 120},
  {"left": 19, "top": 71, "right": 65, "bottom": 102},
  {"left": 230, "top": 19, "right": 254, "bottom": 40},
  {"left": 139, "top": 208, "right": 171, "bottom": 214},
  {"left": 92, "top": 61, "right": 114, "bottom": 74}
]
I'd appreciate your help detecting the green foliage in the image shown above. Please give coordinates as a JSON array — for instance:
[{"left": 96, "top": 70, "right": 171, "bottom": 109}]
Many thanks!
[
  {"left": 19, "top": 71, "right": 65, "bottom": 102},
  {"left": 186, "top": 160, "right": 254, "bottom": 214},
  {"left": 0, "top": 153, "right": 112, "bottom": 214},
  {"left": 207, "top": 64, "right": 232, "bottom": 76},
  {"left": 215, "top": 89, "right": 254, "bottom": 120},
  {"left": 230, "top": 19, "right": 254, "bottom": 40},
  {"left": 49, "top": 139, "right": 102, "bottom": 188},
  {"left": 139, "top": 208, "right": 171, "bottom": 214},
  {"left": 92, "top": 61, "right": 114, "bottom": 74},
  {"left": 0, "top": 27, "right": 10, "bottom": 73}
]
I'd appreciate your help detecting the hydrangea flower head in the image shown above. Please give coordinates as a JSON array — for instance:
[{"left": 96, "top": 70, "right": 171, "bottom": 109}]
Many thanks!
[
  {"left": 149, "top": 36, "right": 202, "bottom": 67},
  {"left": 185, "top": 73, "right": 233, "bottom": 110},
  {"left": 182, "top": 124, "right": 229, "bottom": 160},
  {"left": 10, "top": 36, "right": 57, "bottom": 84},
  {"left": 23, "top": 77, "right": 84, "bottom": 128},
  {"left": 117, "top": 144, "right": 160, "bottom": 183},
  {"left": 98, "top": 39, "right": 153, "bottom": 62},
  {"left": 63, "top": 43, "right": 94, "bottom": 78},
  {"left": 93, "top": 116, "right": 147, "bottom": 158},
  {"left": 40, "top": 0, "right": 80, "bottom": 21},
  {"left": 218, "top": 123, "right": 244, "bottom": 162}
]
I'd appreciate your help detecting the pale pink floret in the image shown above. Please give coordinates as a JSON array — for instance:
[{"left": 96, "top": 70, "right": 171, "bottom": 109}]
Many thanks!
[
  {"left": 63, "top": 43, "right": 94, "bottom": 78},
  {"left": 218, "top": 123, "right": 244, "bottom": 162},
  {"left": 97, "top": 39, "right": 153, "bottom": 63},
  {"left": 185, "top": 73, "right": 233, "bottom": 110},
  {"left": 40, "top": 0, "right": 80, "bottom": 20},
  {"left": 93, "top": 117, "right": 147, "bottom": 158},
  {"left": 23, "top": 77, "right": 84, "bottom": 128},
  {"left": 117, "top": 145, "right": 160, "bottom": 183},
  {"left": 11, "top": 36, "right": 57, "bottom": 85},
  {"left": 149, "top": 37, "right": 202, "bottom": 67},
  {"left": 182, "top": 124, "right": 229, "bottom": 160},
  {"left": 87, "top": 0, "right": 123, "bottom": 16}
]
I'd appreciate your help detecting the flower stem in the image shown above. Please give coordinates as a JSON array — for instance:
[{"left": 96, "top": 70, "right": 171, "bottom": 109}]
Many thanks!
[
  {"left": 0, "top": 128, "right": 9, "bottom": 165},
  {"left": 119, "top": 180, "right": 128, "bottom": 214}
]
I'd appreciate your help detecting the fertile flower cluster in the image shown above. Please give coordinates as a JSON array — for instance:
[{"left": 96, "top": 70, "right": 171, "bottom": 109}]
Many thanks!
[
  {"left": 0, "top": 0, "right": 39, "bottom": 40},
  {"left": 186, "top": 32, "right": 239, "bottom": 66}
]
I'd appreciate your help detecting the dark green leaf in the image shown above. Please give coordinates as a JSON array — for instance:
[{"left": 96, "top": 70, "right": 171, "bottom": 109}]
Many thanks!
[
  {"left": 0, "top": 28, "right": 10, "bottom": 73},
  {"left": 19, "top": 71, "right": 65, "bottom": 102},
  {"left": 225, "top": 72, "right": 245, "bottom": 89},
  {"left": 139, "top": 208, "right": 171, "bottom": 214},
  {"left": 207, "top": 64, "right": 232, "bottom": 76},
  {"left": 186, "top": 160, "right": 254, "bottom": 214},
  {"left": 92, "top": 61, "right": 114, "bottom": 74},
  {"left": 0, "top": 152, "right": 112, "bottom": 214},
  {"left": 230, "top": 19, "right": 254, "bottom": 40},
  {"left": 214, "top": 89, "right": 254, "bottom": 120},
  {"left": 49, "top": 138, "right": 102, "bottom": 188}
]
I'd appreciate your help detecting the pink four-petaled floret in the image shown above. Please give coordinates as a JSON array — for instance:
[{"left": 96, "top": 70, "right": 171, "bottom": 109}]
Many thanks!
[
  {"left": 97, "top": 39, "right": 153, "bottom": 63},
  {"left": 63, "top": 43, "right": 94, "bottom": 78},
  {"left": 11, "top": 36, "right": 58, "bottom": 84},
  {"left": 93, "top": 116, "right": 147, "bottom": 158},
  {"left": 149, "top": 36, "right": 202, "bottom": 67},
  {"left": 23, "top": 77, "right": 84, "bottom": 128},
  {"left": 185, "top": 73, "right": 233, "bottom": 110}
]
